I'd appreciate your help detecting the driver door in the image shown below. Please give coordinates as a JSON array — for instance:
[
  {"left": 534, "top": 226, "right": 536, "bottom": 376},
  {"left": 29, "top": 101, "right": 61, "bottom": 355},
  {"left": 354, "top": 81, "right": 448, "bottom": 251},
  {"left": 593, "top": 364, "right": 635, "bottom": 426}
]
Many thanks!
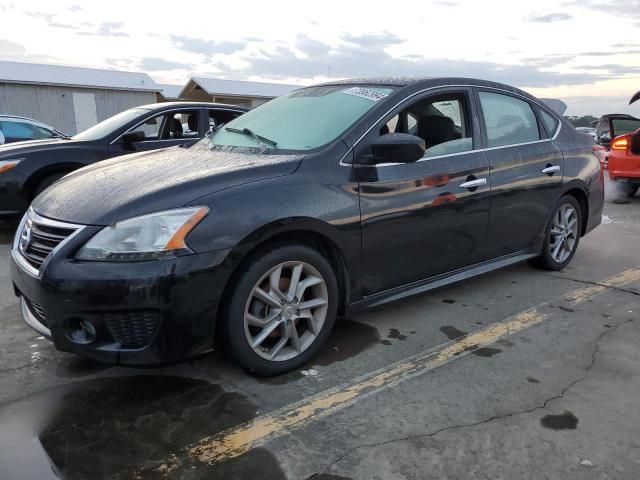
[
  {"left": 356, "top": 88, "right": 491, "bottom": 295},
  {"left": 110, "top": 109, "right": 202, "bottom": 155}
]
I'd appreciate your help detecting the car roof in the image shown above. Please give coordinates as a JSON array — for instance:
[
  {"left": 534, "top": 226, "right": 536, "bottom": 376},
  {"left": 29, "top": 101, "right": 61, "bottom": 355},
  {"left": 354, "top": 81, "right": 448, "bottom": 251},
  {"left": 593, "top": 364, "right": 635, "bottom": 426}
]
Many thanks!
[
  {"left": 315, "top": 76, "right": 546, "bottom": 107},
  {"left": 134, "top": 101, "right": 250, "bottom": 112}
]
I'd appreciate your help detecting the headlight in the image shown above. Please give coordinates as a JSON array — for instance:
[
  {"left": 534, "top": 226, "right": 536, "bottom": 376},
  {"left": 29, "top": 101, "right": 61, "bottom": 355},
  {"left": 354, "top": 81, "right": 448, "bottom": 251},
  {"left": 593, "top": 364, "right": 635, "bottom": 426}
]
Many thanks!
[
  {"left": 0, "top": 159, "right": 22, "bottom": 174},
  {"left": 76, "top": 207, "right": 209, "bottom": 261}
]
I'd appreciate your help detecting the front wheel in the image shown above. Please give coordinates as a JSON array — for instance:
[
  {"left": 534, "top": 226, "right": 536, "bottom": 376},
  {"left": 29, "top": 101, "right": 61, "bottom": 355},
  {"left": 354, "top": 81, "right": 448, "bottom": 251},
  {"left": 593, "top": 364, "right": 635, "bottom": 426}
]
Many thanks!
[
  {"left": 531, "top": 195, "right": 582, "bottom": 271},
  {"left": 222, "top": 244, "right": 338, "bottom": 376},
  {"left": 617, "top": 183, "right": 639, "bottom": 198}
]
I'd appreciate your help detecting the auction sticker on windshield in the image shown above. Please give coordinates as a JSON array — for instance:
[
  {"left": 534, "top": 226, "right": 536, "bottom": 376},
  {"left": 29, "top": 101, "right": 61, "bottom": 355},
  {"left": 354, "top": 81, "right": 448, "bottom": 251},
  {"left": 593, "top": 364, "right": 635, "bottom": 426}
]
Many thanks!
[{"left": 341, "top": 87, "right": 391, "bottom": 102}]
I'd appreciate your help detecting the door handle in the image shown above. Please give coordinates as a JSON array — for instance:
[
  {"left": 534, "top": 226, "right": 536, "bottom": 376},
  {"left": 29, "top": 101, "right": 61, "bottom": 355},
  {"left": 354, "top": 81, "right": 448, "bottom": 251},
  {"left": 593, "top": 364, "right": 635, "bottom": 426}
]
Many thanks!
[
  {"left": 459, "top": 178, "right": 487, "bottom": 189},
  {"left": 541, "top": 165, "right": 561, "bottom": 175}
]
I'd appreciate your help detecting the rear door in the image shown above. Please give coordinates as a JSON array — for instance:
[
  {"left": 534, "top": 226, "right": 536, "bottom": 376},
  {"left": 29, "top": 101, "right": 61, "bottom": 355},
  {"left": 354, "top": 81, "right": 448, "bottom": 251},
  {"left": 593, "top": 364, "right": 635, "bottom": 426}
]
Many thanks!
[{"left": 476, "top": 89, "right": 564, "bottom": 260}]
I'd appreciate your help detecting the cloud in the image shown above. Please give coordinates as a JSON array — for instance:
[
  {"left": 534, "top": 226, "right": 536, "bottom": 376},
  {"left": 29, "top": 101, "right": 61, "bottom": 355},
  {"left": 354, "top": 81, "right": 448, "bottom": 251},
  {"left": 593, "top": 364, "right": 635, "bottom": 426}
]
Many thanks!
[
  {"left": 170, "top": 35, "right": 246, "bottom": 57},
  {"left": 526, "top": 12, "right": 572, "bottom": 22},
  {"left": 434, "top": 1, "right": 460, "bottom": 6},
  {"left": 78, "top": 22, "right": 128, "bottom": 37},
  {"left": 341, "top": 32, "right": 405, "bottom": 48},
  {"left": 0, "top": 38, "right": 57, "bottom": 63},
  {"left": 524, "top": 49, "right": 640, "bottom": 67},
  {"left": 217, "top": 35, "right": 608, "bottom": 88},
  {"left": 138, "top": 57, "right": 192, "bottom": 72}
]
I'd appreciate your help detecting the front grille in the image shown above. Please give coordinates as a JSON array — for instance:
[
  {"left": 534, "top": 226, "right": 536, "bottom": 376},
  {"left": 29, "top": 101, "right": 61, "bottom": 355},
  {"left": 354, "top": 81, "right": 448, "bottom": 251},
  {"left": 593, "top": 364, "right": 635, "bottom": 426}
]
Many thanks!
[
  {"left": 104, "top": 311, "right": 161, "bottom": 347},
  {"left": 18, "top": 212, "right": 78, "bottom": 272},
  {"left": 26, "top": 298, "right": 48, "bottom": 326}
]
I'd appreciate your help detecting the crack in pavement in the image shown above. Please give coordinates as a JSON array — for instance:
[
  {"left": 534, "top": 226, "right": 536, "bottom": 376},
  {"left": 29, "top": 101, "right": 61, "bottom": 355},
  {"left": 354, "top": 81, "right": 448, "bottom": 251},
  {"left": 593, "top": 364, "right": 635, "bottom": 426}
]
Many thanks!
[
  {"left": 539, "top": 273, "right": 640, "bottom": 296},
  {"left": 316, "top": 320, "right": 625, "bottom": 476}
]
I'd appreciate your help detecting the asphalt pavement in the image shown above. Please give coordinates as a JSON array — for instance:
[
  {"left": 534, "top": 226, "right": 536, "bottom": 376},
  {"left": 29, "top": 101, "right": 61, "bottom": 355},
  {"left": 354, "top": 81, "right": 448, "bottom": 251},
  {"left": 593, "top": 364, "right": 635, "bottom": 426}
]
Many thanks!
[{"left": 0, "top": 178, "right": 638, "bottom": 480}]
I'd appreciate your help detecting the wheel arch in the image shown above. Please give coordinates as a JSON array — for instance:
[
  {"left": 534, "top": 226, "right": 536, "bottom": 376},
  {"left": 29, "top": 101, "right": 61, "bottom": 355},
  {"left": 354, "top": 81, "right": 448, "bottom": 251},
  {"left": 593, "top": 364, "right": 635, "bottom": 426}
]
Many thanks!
[
  {"left": 24, "top": 162, "right": 86, "bottom": 200},
  {"left": 214, "top": 218, "right": 352, "bottom": 338},
  {"left": 561, "top": 183, "right": 589, "bottom": 236}
]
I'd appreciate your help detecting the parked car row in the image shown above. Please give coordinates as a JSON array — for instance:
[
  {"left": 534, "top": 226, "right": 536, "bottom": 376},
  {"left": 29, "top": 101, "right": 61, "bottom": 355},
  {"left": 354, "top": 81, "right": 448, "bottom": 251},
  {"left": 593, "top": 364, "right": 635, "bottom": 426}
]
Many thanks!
[
  {"left": 8, "top": 77, "right": 604, "bottom": 375},
  {"left": 0, "top": 114, "right": 68, "bottom": 145},
  {"left": 0, "top": 102, "right": 247, "bottom": 217},
  {"left": 606, "top": 90, "right": 640, "bottom": 197}
]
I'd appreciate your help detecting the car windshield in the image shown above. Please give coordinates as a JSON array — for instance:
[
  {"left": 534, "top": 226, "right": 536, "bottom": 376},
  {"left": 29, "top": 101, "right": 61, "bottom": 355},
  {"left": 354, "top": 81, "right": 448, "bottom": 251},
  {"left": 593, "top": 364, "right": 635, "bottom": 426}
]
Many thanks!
[
  {"left": 611, "top": 118, "right": 640, "bottom": 137},
  {"left": 73, "top": 108, "right": 149, "bottom": 141},
  {"left": 208, "top": 85, "right": 396, "bottom": 151}
]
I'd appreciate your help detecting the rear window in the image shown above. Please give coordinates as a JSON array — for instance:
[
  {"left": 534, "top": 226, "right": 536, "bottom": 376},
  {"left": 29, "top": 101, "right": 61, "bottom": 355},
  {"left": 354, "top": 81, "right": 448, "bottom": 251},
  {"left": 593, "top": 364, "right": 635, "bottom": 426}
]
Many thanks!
[
  {"left": 539, "top": 110, "right": 559, "bottom": 136},
  {"left": 611, "top": 118, "right": 640, "bottom": 137},
  {"left": 479, "top": 92, "right": 541, "bottom": 147}
]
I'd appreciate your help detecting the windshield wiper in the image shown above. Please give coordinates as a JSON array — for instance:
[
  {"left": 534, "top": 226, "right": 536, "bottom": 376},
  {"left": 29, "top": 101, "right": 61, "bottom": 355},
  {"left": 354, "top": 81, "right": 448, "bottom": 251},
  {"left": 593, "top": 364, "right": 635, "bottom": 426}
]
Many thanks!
[{"left": 225, "top": 127, "right": 277, "bottom": 148}]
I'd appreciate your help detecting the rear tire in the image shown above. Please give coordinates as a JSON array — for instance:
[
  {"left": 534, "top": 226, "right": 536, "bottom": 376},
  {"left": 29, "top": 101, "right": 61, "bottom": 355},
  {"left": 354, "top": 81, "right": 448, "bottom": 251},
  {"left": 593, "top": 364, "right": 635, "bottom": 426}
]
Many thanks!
[
  {"left": 222, "top": 243, "right": 338, "bottom": 376},
  {"left": 531, "top": 195, "right": 582, "bottom": 271}
]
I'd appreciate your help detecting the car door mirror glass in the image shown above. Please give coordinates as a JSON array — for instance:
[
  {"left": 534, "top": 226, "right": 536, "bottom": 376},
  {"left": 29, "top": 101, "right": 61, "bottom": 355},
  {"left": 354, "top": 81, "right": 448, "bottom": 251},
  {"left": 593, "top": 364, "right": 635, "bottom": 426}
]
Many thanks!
[
  {"left": 122, "top": 131, "right": 145, "bottom": 143},
  {"left": 366, "top": 133, "right": 425, "bottom": 164}
]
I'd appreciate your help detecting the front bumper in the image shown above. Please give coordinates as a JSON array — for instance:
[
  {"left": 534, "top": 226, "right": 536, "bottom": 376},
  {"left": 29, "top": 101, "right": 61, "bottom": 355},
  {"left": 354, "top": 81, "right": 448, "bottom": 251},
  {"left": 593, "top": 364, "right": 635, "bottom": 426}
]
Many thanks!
[{"left": 11, "top": 229, "right": 233, "bottom": 365}]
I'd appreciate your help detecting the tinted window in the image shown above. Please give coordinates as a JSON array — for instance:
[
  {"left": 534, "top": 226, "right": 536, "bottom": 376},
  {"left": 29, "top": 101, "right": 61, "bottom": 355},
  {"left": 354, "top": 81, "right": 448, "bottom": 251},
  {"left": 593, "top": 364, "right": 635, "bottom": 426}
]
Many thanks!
[
  {"left": 73, "top": 108, "right": 148, "bottom": 141},
  {"left": 611, "top": 118, "right": 640, "bottom": 137},
  {"left": 479, "top": 92, "right": 540, "bottom": 147},
  {"left": 539, "top": 110, "right": 559, "bottom": 136}
]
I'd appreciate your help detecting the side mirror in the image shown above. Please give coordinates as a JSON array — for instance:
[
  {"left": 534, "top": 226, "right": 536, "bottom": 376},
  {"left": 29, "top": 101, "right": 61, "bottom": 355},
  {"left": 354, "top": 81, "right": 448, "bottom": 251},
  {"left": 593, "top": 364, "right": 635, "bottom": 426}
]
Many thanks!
[
  {"left": 363, "top": 133, "right": 425, "bottom": 165},
  {"left": 122, "top": 131, "right": 145, "bottom": 143}
]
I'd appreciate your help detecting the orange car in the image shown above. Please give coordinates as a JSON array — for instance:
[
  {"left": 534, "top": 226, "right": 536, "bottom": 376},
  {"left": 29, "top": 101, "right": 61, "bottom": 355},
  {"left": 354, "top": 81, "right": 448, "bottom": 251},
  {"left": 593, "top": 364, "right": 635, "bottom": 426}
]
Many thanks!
[{"left": 608, "top": 90, "right": 640, "bottom": 197}]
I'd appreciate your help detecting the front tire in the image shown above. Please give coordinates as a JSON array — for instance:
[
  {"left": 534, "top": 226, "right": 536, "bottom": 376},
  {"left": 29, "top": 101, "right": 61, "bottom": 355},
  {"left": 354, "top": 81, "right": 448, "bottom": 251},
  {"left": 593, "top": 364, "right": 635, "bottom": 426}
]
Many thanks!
[
  {"left": 618, "top": 183, "right": 639, "bottom": 198},
  {"left": 32, "top": 172, "right": 69, "bottom": 199},
  {"left": 222, "top": 244, "right": 338, "bottom": 376},
  {"left": 531, "top": 195, "right": 582, "bottom": 271}
]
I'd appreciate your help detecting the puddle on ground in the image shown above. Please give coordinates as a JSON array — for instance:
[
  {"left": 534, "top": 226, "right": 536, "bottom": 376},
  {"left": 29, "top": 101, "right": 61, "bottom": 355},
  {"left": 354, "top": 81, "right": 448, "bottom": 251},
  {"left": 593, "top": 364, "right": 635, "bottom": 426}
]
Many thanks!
[
  {"left": 526, "top": 377, "right": 541, "bottom": 384},
  {"left": 0, "top": 375, "right": 286, "bottom": 479},
  {"left": 472, "top": 347, "right": 502, "bottom": 357},
  {"left": 55, "top": 357, "right": 113, "bottom": 378},
  {"left": 388, "top": 328, "right": 407, "bottom": 341},
  {"left": 442, "top": 299, "right": 456, "bottom": 304},
  {"left": 258, "top": 320, "right": 380, "bottom": 385},
  {"left": 558, "top": 306, "right": 575, "bottom": 313},
  {"left": 439, "top": 326, "right": 468, "bottom": 340},
  {"left": 540, "top": 410, "right": 579, "bottom": 430}
]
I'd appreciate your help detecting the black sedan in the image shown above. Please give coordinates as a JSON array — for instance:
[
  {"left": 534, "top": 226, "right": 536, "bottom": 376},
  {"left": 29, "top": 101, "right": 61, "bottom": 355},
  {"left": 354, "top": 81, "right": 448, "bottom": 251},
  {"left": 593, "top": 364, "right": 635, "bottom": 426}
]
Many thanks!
[
  {"left": 0, "top": 102, "right": 247, "bottom": 218},
  {"left": 10, "top": 77, "right": 603, "bottom": 375}
]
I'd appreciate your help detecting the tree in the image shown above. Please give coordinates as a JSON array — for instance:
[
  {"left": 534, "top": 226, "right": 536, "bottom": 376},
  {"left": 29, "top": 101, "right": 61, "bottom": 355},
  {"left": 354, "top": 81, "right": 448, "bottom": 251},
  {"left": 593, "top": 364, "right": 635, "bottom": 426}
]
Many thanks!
[{"left": 564, "top": 115, "right": 598, "bottom": 127}]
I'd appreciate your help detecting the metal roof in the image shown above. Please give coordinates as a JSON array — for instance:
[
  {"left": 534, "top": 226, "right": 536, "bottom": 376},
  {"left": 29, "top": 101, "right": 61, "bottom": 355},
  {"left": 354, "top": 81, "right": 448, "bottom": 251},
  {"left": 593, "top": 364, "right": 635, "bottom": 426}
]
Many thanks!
[
  {"left": 0, "top": 61, "right": 160, "bottom": 92},
  {"left": 186, "top": 77, "right": 300, "bottom": 98},
  {"left": 158, "top": 84, "right": 184, "bottom": 100}
]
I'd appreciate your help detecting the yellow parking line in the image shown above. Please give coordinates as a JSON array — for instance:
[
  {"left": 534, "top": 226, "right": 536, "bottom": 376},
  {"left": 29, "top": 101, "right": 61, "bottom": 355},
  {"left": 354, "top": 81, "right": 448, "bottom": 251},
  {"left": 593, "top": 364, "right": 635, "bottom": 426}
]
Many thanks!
[{"left": 161, "top": 267, "right": 640, "bottom": 469}]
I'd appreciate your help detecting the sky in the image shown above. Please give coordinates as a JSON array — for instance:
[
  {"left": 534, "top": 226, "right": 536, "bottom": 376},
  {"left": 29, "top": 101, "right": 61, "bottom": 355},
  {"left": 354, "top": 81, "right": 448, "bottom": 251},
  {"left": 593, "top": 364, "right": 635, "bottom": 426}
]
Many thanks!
[{"left": 1, "top": 0, "right": 639, "bottom": 116}]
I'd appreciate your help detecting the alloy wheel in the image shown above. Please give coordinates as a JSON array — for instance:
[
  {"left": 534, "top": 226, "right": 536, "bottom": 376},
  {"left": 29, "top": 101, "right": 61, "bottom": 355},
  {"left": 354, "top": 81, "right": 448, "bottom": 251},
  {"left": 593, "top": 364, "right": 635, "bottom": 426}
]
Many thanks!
[
  {"left": 244, "top": 261, "right": 329, "bottom": 362},
  {"left": 549, "top": 204, "right": 579, "bottom": 264}
]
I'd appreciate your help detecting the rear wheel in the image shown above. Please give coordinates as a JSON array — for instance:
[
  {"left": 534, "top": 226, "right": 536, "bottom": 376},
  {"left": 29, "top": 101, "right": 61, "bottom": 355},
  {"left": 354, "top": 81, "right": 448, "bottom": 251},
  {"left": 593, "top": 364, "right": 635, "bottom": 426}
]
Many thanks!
[
  {"left": 222, "top": 244, "right": 338, "bottom": 376},
  {"left": 531, "top": 195, "right": 582, "bottom": 271}
]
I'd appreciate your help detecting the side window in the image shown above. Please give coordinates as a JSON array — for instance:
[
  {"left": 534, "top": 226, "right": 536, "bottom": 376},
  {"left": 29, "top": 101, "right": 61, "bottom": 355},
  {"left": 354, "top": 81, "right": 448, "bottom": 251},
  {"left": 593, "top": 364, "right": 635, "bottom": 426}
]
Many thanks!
[
  {"left": 170, "top": 111, "right": 200, "bottom": 138},
  {"left": 539, "top": 109, "right": 559, "bottom": 137},
  {"left": 377, "top": 93, "right": 474, "bottom": 158},
  {"left": 31, "top": 125, "right": 55, "bottom": 139},
  {"left": 479, "top": 92, "right": 540, "bottom": 147},
  {"left": 209, "top": 110, "right": 242, "bottom": 130},
  {"left": 0, "top": 121, "right": 34, "bottom": 139},
  {"left": 136, "top": 114, "right": 164, "bottom": 140}
]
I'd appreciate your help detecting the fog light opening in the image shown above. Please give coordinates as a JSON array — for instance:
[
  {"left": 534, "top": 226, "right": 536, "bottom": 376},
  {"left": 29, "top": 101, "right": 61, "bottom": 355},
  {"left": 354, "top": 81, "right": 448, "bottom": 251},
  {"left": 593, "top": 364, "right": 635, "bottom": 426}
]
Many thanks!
[{"left": 65, "top": 318, "right": 97, "bottom": 344}]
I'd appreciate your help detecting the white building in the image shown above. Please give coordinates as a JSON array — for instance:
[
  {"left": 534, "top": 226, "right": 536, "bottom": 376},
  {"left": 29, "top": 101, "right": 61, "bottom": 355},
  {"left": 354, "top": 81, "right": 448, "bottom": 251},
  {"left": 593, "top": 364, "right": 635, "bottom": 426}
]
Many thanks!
[
  {"left": 0, "top": 61, "right": 161, "bottom": 134},
  {"left": 180, "top": 77, "right": 300, "bottom": 108}
]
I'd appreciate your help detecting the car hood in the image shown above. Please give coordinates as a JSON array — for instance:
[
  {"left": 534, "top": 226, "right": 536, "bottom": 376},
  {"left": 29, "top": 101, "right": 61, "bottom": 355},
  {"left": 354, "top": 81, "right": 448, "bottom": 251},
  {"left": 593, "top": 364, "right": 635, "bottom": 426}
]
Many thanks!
[
  {"left": 32, "top": 143, "right": 304, "bottom": 225},
  {"left": 0, "top": 138, "right": 72, "bottom": 157}
]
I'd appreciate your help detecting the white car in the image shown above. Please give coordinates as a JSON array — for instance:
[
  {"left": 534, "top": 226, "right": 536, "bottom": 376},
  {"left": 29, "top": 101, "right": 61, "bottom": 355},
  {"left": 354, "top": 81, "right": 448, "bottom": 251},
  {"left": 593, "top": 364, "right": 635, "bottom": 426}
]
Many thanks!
[
  {"left": 0, "top": 115, "right": 68, "bottom": 145},
  {"left": 575, "top": 127, "right": 597, "bottom": 141}
]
